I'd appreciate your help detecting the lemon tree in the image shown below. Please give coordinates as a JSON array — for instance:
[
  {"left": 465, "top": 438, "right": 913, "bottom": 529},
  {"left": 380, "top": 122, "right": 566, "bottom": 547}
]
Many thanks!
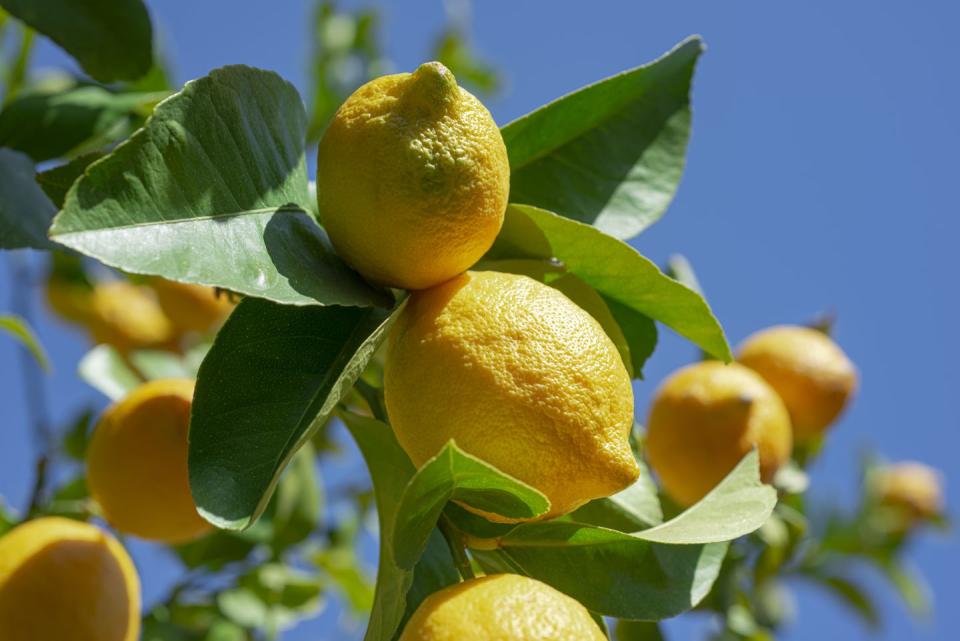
[{"left": 0, "top": 2, "right": 947, "bottom": 640}]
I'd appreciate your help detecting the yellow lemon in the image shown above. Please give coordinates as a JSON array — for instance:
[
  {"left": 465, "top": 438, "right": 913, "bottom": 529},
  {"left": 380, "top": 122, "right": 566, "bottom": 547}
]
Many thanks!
[
  {"left": 150, "top": 278, "right": 235, "bottom": 335},
  {"left": 646, "top": 361, "right": 792, "bottom": 506},
  {"left": 88, "top": 281, "right": 177, "bottom": 353},
  {"left": 384, "top": 271, "right": 638, "bottom": 520},
  {"left": 737, "top": 325, "right": 857, "bottom": 442},
  {"left": 398, "top": 574, "right": 606, "bottom": 641},
  {"left": 0, "top": 517, "right": 140, "bottom": 641},
  {"left": 317, "top": 61, "right": 509, "bottom": 290},
  {"left": 872, "top": 461, "right": 944, "bottom": 524},
  {"left": 86, "top": 379, "right": 211, "bottom": 544}
]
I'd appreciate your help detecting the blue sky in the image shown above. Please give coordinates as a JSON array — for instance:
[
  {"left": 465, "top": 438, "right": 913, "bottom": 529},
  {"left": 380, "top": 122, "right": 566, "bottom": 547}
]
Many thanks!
[{"left": 1, "top": 1, "right": 957, "bottom": 639}]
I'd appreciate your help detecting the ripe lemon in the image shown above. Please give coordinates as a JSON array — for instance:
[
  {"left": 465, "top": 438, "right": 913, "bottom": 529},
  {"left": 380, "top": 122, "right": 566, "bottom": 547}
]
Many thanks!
[
  {"left": 384, "top": 271, "right": 638, "bottom": 520},
  {"left": 871, "top": 461, "right": 944, "bottom": 525},
  {"left": 646, "top": 361, "right": 792, "bottom": 506},
  {"left": 86, "top": 379, "right": 211, "bottom": 543},
  {"left": 737, "top": 325, "right": 857, "bottom": 442},
  {"left": 398, "top": 574, "right": 606, "bottom": 641},
  {"left": 0, "top": 517, "right": 140, "bottom": 641},
  {"left": 149, "top": 278, "right": 235, "bottom": 335},
  {"left": 316, "top": 61, "right": 509, "bottom": 290},
  {"left": 87, "top": 281, "right": 177, "bottom": 353}
]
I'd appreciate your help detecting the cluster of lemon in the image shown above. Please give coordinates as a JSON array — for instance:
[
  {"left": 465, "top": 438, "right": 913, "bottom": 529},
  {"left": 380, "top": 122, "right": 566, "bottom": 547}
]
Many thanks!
[
  {"left": 47, "top": 274, "right": 234, "bottom": 354},
  {"left": 0, "top": 63, "right": 944, "bottom": 641}
]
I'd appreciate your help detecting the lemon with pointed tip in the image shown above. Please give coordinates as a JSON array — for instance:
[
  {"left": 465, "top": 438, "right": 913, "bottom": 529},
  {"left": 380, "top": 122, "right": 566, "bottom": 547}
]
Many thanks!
[
  {"left": 0, "top": 517, "right": 140, "bottom": 641},
  {"left": 86, "top": 379, "right": 211, "bottom": 544},
  {"left": 398, "top": 574, "right": 607, "bottom": 641},
  {"left": 317, "top": 61, "right": 509, "bottom": 290},
  {"left": 646, "top": 361, "right": 792, "bottom": 506},
  {"left": 385, "top": 271, "right": 638, "bottom": 520},
  {"left": 737, "top": 325, "right": 857, "bottom": 442}
]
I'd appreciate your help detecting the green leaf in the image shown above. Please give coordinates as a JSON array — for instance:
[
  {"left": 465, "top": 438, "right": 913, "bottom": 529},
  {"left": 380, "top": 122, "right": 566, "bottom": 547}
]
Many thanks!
[
  {"left": 0, "top": 314, "right": 49, "bottom": 370},
  {"left": 502, "top": 37, "right": 701, "bottom": 239},
  {"left": 218, "top": 564, "right": 325, "bottom": 636},
  {"left": 61, "top": 409, "right": 95, "bottom": 460},
  {"left": 665, "top": 254, "right": 703, "bottom": 295},
  {"left": 0, "top": 148, "right": 56, "bottom": 250},
  {"left": 392, "top": 441, "right": 550, "bottom": 570},
  {"left": 314, "top": 547, "right": 375, "bottom": 614},
  {"left": 267, "top": 441, "right": 322, "bottom": 552},
  {"left": 0, "top": 86, "right": 164, "bottom": 162},
  {"left": 616, "top": 620, "right": 666, "bottom": 641},
  {"left": 473, "top": 540, "right": 728, "bottom": 621},
  {"left": 49, "top": 65, "right": 388, "bottom": 308},
  {"left": 627, "top": 450, "right": 776, "bottom": 544},
  {"left": 464, "top": 451, "right": 773, "bottom": 620},
  {"left": 604, "top": 297, "right": 657, "bottom": 379},
  {"left": 128, "top": 349, "right": 192, "bottom": 381},
  {"left": 189, "top": 297, "right": 396, "bottom": 530},
  {"left": 0, "top": 0, "right": 152, "bottom": 82},
  {"left": 77, "top": 344, "right": 142, "bottom": 400},
  {"left": 340, "top": 411, "right": 458, "bottom": 641},
  {"left": 36, "top": 152, "right": 106, "bottom": 209},
  {"left": 806, "top": 573, "right": 879, "bottom": 628},
  {"left": 877, "top": 560, "right": 932, "bottom": 618},
  {"left": 487, "top": 204, "right": 730, "bottom": 361}
]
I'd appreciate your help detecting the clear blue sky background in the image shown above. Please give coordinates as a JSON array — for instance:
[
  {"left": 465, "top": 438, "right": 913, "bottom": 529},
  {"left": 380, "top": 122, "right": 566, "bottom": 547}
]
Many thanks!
[{"left": 1, "top": 1, "right": 957, "bottom": 639}]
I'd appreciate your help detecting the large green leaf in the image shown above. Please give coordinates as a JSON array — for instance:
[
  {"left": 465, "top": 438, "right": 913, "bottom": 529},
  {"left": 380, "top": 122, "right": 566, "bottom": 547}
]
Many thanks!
[
  {"left": 340, "top": 411, "right": 459, "bottom": 641},
  {"left": 463, "top": 451, "right": 774, "bottom": 620},
  {"left": 0, "top": 0, "right": 152, "bottom": 82},
  {"left": 0, "top": 148, "right": 56, "bottom": 250},
  {"left": 36, "top": 152, "right": 105, "bottom": 210},
  {"left": 189, "top": 297, "right": 396, "bottom": 530},
  {"left": 474, "top": 541, "right": 727, "bottom": 621},
  {"left": 502, "top": 37, "right": 701, "bottom": 239},
  {"left": 0, "top": 86, "right": 164, "bottom": 162},
  {"left": 487, "top": 204, "right": 730, "bottom": 361},
  {"left": 392, "top": 441, "right": 549, "bottom": 570},
  {"left": 49, "top": 65, "right": 387, "bottom": 308}
]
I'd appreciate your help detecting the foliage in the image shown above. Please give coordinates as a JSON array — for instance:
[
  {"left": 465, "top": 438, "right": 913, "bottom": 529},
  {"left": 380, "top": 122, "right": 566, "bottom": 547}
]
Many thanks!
[{"left": 0, "top": 1, "right": 946, "bottom": 640}]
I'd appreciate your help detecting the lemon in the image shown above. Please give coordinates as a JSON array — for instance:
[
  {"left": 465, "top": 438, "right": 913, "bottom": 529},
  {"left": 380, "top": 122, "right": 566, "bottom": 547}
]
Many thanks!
[
  {"left": 398, "top": 574, "right": 606, "bottom": 641},
  {"left": 317, "top": 61, "right": 509, "bottom": 290},
  {"left": 737, "top": 325, "right": 857, "bottom": 442},
  {"left": 0, "top": 517, "right": 140, "bottom": 641},
  {"left": 871, "top": 461, "right": 944, "bottom": 524},
  {"left": 645, "top": 361, "right": 792, "bottom": 506},
  {"left": 384, "top": 271, "right": 638, "bottom": 520},
  {"left": 149, "top": 278, "right": 235, "bottom": 335},
  {"left": 86, "top": 379, "right": 211, "bottom": 543},
  {"left": 87, "top": 281, "right": 177, "bottom": 353}
]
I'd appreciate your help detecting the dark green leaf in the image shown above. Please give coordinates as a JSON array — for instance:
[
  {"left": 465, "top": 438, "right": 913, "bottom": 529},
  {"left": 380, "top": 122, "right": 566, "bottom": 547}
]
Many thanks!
[
  {"left": 36, "top": 152, "right": 106, "bottom": 209},
  {"left": 392, "top": 441, "right": 549, "bottom": 570},
  {"left": 502, "top": 37, "right": 701, "bottom": 239},
  {"left": 0, "top": 0, "right": 152, "bottom": 82},
  {"left": 616, "top": 620, "right": 666, "bottom": 641},
  {"left": 340, "top": 411, "right": 458, "bottom": 641},
  {"left": 487, "top": 205, "right": 730, "bottom": 361},
  {"left": 190, "top": 297, "right": 396, "bottom": 530},
  {"left": 0, "top": 314, "right": 49, "bottom": 370},
  {"left": 0, "top": 86, "right": 164, "bottom": 162},
  {"left": 61, "top": 408, "right": 95, "bottom": 460},
  {"left": 49, "top": 65, "right": 388, "bottom": 308},
  {"left": 0, "top": 148, "right": 56, "bottom": 249},
  {"left": 603, "top": 297, "right": 657, "bottom": 379}
]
